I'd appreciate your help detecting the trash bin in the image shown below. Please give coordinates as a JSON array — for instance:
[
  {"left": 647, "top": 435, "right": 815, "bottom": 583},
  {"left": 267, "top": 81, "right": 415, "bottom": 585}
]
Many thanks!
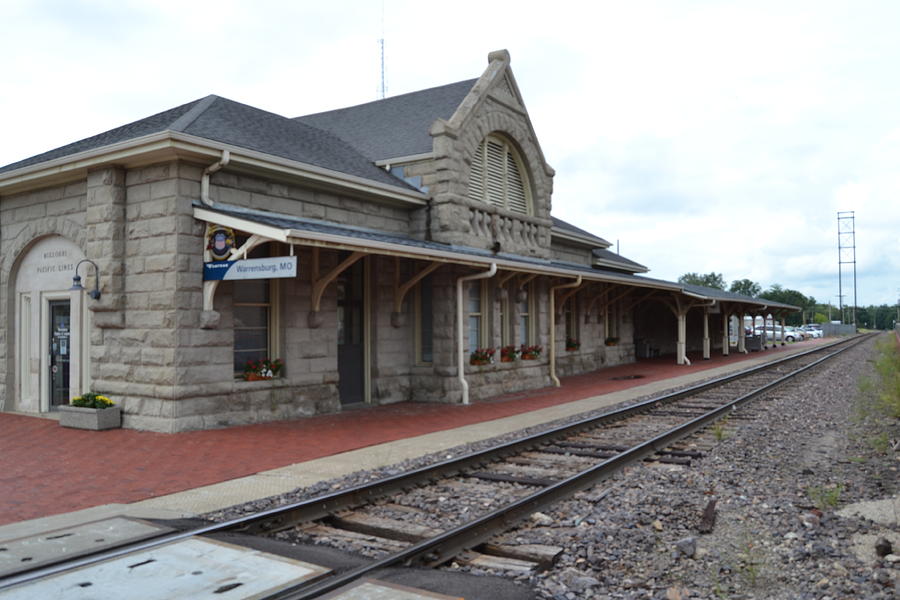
[{"left": 745, "top": 335, "right": 762, "bottom": 351}]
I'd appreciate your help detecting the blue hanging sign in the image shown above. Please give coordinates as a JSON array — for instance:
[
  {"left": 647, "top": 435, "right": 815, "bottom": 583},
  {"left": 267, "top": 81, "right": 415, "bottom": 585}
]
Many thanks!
[{"left": 203, "top": 256, "right": 297, "bottom": 281}]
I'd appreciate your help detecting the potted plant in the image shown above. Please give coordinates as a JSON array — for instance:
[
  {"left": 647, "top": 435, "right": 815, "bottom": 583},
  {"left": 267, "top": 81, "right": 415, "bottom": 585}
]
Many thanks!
[
  {"left": 469, "top": 347, "right": 495, "bottom": 366},
  {"left": 243, "top": 358, "right": 284, "bottom": 381},
  {"left": 500, "top": 345, "right": 520, "bottom": 362},
  {"left": 604, "top": 337, "right": 620, "bottom": 347},
  {"left": 565, "top": 336, "right": 580, "bottom": 351},
  {"left": 59, "top": 392, "right": 121, "bottom": 430},
  {"left": 520, "top": 344, "right": 543, "bottom": 360}
]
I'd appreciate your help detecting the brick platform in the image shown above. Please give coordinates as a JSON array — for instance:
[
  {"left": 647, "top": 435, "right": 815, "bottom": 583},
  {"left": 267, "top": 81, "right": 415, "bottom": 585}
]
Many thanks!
[{"left": 0, "top": 342, "right": 820, "bottom": 526}]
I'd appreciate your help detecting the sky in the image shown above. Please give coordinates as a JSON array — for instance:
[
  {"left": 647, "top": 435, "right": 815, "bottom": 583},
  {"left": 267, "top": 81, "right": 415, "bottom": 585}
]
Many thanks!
[{"left": 2, "top": 0, "right": 898, "bottom": 308}]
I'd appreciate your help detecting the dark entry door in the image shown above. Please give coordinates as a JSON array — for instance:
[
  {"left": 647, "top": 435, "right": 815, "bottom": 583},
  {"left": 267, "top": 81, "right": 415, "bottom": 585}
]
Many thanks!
[
  {"left": 337, "top": 259, "right": 365, "bottom": 406},
  {"left": 49, "top": 300, "right": 71, "bottom": 408}
]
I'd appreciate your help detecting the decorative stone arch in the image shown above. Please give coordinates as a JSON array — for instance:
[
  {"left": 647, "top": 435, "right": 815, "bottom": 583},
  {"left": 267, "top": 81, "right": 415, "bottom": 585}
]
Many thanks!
[
  {"left": 2, "top": 219, "right": 88, "bottom": 413},
  {"left": 456, "top": 110, "right": 552, "bottom": 219},
  {"left": 1, "top": 218, "right": 87, "bottom": 282}
]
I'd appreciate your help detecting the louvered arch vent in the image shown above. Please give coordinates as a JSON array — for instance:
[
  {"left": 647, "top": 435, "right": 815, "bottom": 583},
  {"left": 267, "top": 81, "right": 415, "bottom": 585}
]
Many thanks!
[{"left": 467, "top": 135, "right": 532, "bottom": 215}]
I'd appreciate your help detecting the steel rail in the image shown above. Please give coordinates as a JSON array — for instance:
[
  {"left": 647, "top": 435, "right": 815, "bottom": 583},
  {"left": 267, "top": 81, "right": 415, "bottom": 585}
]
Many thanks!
[
  {"left": 269, "top": 334, "right": 870, "bottom": 599},
  {"left": 0, "top": 335, "right": 868, "bottom": 592}
]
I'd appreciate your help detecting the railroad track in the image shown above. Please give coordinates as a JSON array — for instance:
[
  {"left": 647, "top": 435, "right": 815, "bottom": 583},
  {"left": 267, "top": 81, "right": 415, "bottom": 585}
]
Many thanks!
[{"left": 0, "top": 334, "right": 873, "bottom": 599}]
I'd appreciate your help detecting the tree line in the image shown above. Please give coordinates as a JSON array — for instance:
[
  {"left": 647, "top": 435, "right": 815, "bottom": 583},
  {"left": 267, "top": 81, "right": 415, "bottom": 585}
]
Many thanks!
[{"left": 676, "top": 272, "right": 897, "bottom": 329}]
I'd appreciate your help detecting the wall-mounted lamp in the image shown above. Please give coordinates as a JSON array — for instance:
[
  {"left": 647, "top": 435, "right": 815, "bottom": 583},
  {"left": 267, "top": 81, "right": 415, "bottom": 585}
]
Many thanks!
[{"left": 70, "top": 259, "right": 102, "bottom": 300}]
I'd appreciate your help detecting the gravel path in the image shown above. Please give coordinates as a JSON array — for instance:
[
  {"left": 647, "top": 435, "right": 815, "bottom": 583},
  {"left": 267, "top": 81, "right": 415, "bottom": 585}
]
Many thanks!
[{"left": 208, "top": 335, "right": 898, "bottom": 599}]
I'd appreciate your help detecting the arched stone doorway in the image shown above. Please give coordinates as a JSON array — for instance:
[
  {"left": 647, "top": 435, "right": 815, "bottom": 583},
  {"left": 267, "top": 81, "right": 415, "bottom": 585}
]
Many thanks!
[{"left": 13, "top": 236, "right": 90, "bottom": 413}]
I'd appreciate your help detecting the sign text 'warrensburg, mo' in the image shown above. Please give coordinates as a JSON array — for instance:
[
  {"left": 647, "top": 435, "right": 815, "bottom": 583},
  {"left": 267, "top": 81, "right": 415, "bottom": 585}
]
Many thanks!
[{"left": 203, "top": 256, "right": 297, "bottom": 281}]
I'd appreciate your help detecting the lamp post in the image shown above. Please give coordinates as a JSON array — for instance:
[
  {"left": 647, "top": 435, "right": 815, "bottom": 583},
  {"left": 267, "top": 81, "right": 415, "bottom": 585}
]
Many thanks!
[{"left": 70, "top": 259, "right": 102, "bottom": 300}]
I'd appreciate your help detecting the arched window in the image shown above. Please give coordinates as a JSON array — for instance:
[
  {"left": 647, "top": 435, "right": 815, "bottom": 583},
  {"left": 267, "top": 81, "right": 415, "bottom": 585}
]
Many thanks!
[{"left": 467, "top": 134, "right": 532, "bottom": 215}]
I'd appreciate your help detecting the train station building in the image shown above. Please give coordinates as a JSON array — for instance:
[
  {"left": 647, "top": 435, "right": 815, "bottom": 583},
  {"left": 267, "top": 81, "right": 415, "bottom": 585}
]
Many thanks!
[{"left": 0, "top": 50, "right": 797, "bottom": 432}]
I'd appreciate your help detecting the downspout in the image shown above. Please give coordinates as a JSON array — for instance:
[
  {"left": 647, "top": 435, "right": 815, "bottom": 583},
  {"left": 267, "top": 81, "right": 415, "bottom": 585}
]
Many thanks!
[
  {"left": 550, "top": 275, "right": 582, "bottom": 387},
  {"left": 456, "top": 263, "right": 497, "bottom": 405},
  {"left": 200, "top": 149, "right": 231, "bottom": 206},
  {"left": 679, "top": 314, "right": 692, "bottom": 366}
]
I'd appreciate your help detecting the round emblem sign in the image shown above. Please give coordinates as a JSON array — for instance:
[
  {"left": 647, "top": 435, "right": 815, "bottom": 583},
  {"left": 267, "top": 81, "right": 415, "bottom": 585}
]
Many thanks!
[{"left": 207, "top": 226, "right": 235, "bottom": 261}]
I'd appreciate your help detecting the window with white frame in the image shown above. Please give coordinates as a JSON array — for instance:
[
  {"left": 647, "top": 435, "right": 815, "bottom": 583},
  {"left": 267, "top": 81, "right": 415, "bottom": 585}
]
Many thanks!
[
  {"left": 233, "top": 280, "right": 271, "bottom": 374},
  {"left": 467, "top": 281, "right": 487, "bottom": 353},
  {"left": 518, "top": 283, "right": 532, "bottom": 345},
  {"left": 233, "top": 242, "right": 278, "bottom": 375},
  {"left": 467, "top": 134, "right": 532, "bottom": 215},
  {"left": 499, "top": 284, "right": 511, "bottom": 347}
]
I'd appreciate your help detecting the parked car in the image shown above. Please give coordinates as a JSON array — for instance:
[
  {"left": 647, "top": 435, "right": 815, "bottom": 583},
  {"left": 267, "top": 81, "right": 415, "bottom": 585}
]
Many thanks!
[
  {"left": 784, "top": 326, "right": 806, "bottom": 341},
  {"left": 800, "top": 324, "right": 824, "bottom": 338},
  {"left": 754, "top": 327, "right": 801, "bottom": 342}
]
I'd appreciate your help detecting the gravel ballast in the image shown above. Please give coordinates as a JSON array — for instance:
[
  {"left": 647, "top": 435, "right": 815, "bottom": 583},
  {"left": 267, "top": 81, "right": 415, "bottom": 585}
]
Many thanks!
[{"left": 207, "top": 335, "right": 898, "bottom": 599}]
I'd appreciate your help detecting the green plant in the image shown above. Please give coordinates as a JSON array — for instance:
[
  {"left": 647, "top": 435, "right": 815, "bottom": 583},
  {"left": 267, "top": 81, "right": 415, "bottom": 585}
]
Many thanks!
[
  {"left": 604, "top": 336, "right": 619, "bottom": 346},
  {"left": 565, "top": 336, "right": 580, "bottom": 351},
  {"left": 807, "top": 483, "right": 844, "bottom": 510},
  {"left": 869, "top": 431, "right": 891, "bottom": 453},
  {"left": 711, "top": 419, "right": 730, "bottom": 442},
  {"left": 70, "top": 392, "right": 115, "bottom": 409},
  {"left": 735, "top": 535, "right": 767, "bottom": 588}
]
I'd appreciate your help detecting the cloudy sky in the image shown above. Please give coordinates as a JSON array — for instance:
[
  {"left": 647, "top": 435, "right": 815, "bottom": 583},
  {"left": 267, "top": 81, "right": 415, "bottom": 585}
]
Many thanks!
[{"left": 2, "top": 0, "right": 898, "bottom": 308}]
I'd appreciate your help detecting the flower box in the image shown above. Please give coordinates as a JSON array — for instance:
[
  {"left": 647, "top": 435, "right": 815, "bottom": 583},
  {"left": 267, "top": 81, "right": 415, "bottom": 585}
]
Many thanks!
[
  {"left": 604, "top": 337, "right": 619, "bottom": 347},
  {"left": 565, "top": 337, "right": 580, "bottom": 352},
  {"left": 500, "top": 345, "right": 519, "bottom": 362},
  {"left": 243, "top": 373, "right": 272, "bottom": 381},
  {"left": 520, "top": 344, "right": 542, "bottom": 360},
  {"left": 469, "top": 347, "right": 495, "bottom": 366},
  {"left": 242, "top": 358, "right": 284, "bottom": 381},
  {"left": 59, "top": 405, "right": 121, "bottom": 430}
]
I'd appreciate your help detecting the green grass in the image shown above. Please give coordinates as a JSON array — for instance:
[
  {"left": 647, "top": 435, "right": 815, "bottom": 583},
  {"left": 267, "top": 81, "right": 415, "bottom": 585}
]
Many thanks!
[
  {"left": 853, "top": 335, "right": 900, "bottom": 455},
  {"left": 807, "top": 483, "right": 844, "bottom": 510},
  {"left": 869, "top": 432, "right": 891, "bottom": 453},
  {"left": 711, "top": 419, "right": 730, "bottom": 442},
  {"left": 872, "top": 337, "right": 900, "bottom": 418}
]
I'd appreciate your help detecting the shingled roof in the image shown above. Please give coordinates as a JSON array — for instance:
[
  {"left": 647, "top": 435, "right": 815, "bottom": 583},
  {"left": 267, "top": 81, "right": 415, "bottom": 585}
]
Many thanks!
[
  {"left": 679, "top": 283, "right": 798, "bottom": 310},
  {"left": 0, "top": 95, "right": 415, "bottom": 190},
  {"left": 295, "top": 79, "right": 477, "bottom": 162},
  {"left": 551, "top": 216, "right": 611, "bottom": 247},
  {"left": 592, "top": 248, "right": 649, "bottom": 274}
]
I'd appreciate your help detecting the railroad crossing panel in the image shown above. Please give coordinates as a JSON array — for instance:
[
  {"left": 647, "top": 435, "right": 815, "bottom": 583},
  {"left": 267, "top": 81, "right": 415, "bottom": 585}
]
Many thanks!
[
  {"left": 0, "top": 536, "right": 330, "bottom": 599},
  {"left": 0, "top": 516, "right": 172, "bottom": 578},
  {"left": 320, "top": 578, "right": 463, "bottom": 600}
]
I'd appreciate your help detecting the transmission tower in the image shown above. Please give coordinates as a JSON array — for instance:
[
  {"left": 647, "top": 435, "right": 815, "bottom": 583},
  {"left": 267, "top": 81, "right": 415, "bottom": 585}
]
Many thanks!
[{"left": 837, "top": 211, "right": 857, "bottom": 326}]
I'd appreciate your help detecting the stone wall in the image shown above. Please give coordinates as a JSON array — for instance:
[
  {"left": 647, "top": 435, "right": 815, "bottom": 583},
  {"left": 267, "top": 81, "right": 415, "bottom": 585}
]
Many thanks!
[
  {"left": 0, "top": 180, "right": 87, "bottom": 410},
  {"left": 1, "top": 158, "right": 649, "bottom": 431},
  {"left": 210, "top": 172, "right": 412, "bottom": 234},
  {"left": 551, "top": 240, "right": 593, "bottom": 266}
]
